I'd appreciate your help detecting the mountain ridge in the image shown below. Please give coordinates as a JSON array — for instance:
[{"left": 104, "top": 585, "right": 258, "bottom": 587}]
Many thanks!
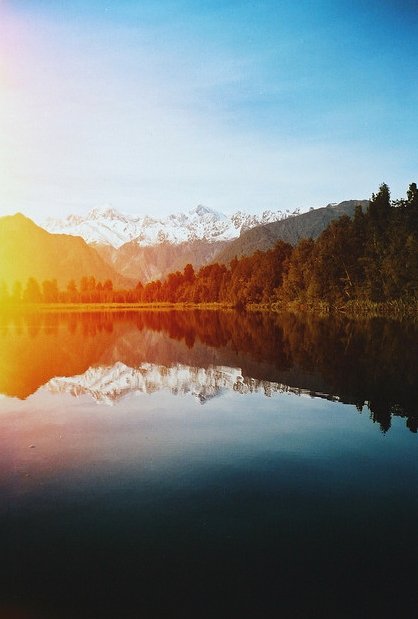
[
  {"left": 1, "top": 199, "right": 369, "bottom": 288},
  {"left": 0, "top": 213, "right": 133, "bottom": 289},
  {"left": 43, "top": 204, "right": 300, "bottom": 248},
  {"left": 89, "top": 199, "right": 368, "bottom": 280},
  {"left": 215, "top": 200, "right": 369, "bottom": 264}
]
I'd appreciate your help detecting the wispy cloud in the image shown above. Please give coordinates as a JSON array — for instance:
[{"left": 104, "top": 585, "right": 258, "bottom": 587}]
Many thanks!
[{"left": 1, "top": 1, "right": 417, "bottom": 218}]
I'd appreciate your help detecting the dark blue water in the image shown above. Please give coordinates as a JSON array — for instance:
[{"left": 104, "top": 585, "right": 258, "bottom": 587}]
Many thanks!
[{"left": 0, "top": 311, "right": 417, "bottom": 617}]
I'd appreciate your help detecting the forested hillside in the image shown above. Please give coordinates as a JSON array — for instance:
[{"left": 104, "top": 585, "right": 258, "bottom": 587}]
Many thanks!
[
  {"left": 216, "top": 199, "right": 369, "bottom": 263},
  {"left": 134, "top": 183, "right": 418, "bottom": 307}
]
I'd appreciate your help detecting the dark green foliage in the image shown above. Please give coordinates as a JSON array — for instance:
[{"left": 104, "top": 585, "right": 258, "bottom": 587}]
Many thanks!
[
  {"left": 130, "top": 240, "right": 292, "bottom": 306},
  {"left": 280, "top": 183, "right": 418, "bottom": 305}
]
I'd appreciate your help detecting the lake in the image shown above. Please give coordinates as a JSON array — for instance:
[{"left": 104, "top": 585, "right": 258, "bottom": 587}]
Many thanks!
[{"left": 0, "top": 310, "right": 417, "bottom": 618}]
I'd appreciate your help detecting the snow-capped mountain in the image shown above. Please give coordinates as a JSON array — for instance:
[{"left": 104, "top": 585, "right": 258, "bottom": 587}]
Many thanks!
[
  {"left": 43, "top": 204, "right": 298, "bottom": 249},
  {"left": 44, "top": 361, "right": 301, "bottom": 405}
]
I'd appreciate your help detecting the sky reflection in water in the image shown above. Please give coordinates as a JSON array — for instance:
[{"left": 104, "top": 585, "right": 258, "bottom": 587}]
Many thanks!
[{"left": 0, "top": 310, "right": 417, "bottom": 617}]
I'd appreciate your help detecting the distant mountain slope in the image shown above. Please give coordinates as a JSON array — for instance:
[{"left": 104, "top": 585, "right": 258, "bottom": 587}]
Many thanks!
[
  {"left": 0, "top": 213, "right": 133, "bottom": 289},
  {"left": 95, "top": 238, "right": 229, "bottom": 282},
  {"left": 216, "top": 200, "right": 369, "bottom": 264}
]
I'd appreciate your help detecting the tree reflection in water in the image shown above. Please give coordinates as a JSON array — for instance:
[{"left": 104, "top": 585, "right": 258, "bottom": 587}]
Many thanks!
[{"left": 0, "top": 309, "right": 416, "bottom": 432}]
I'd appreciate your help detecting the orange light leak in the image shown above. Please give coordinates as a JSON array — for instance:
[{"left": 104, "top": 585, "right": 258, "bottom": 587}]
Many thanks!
[{"left": 0, "top": 216, "right": 39, "bottom": 292}]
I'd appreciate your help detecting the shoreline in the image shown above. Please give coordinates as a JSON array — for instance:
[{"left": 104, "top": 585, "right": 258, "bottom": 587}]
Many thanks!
[
  {"left": 0, "top": 301, "right": 235, "bottom": 313},
  {"left": 0, "top": 299, "right": 417, "bottom": 319}
]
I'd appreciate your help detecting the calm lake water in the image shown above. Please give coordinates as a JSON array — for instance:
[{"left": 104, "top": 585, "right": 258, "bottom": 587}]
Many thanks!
[{"left": 0, "top": 310, "right": 417, "bottom": 618}]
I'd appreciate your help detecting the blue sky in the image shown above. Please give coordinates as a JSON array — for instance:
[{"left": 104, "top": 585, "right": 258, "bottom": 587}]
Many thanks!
[{"left": 0, "top": 0, "right": 417, "bottom": 218}]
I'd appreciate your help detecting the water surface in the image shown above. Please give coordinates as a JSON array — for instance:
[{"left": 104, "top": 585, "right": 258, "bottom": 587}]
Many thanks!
[{"left": 0, "top": 310, "right": 417, "bottom": 617}]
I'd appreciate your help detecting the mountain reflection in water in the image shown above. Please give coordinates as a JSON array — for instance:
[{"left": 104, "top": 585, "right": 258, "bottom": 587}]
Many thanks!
[{"left": 0, "top": 310, "right": 416, "bottom": 433}]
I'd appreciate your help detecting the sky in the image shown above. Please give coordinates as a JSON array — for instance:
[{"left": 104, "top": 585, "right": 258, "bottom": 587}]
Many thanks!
[{"left": 0, "top": 0, "right": 417, "bottom": 220}]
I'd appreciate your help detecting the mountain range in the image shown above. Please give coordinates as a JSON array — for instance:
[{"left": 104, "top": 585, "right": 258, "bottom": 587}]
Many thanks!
[
  {"left": 44, "top": 204, "right": 299, "bottom": 248},
  {"left": 0, "top": 199, "right": 368, "bottom": 289},
  {"left": 41, "top": 200, "right": 368, "bottom": 282}
]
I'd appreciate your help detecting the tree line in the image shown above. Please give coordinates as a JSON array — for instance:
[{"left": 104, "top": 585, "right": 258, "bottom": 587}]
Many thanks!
[
  {"left": 1, "top": 183, "right": 416, "bottom": 308},
  {"left": 0, "top": 276, "right": 133, "bottom": 305}
]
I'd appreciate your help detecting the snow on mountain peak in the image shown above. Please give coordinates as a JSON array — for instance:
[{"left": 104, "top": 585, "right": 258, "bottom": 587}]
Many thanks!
[
  {"left": 43, "top": 204, "right": 295, "bottom": 248},
  {"left": 44, "top": 362, "right": 292, "bottom": 405},
  {"left": 189, "top": 204, "right": 224, "bottom": 219},
  {"left": 87, "top": 205, "right": 124, "bottom": 221}
]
